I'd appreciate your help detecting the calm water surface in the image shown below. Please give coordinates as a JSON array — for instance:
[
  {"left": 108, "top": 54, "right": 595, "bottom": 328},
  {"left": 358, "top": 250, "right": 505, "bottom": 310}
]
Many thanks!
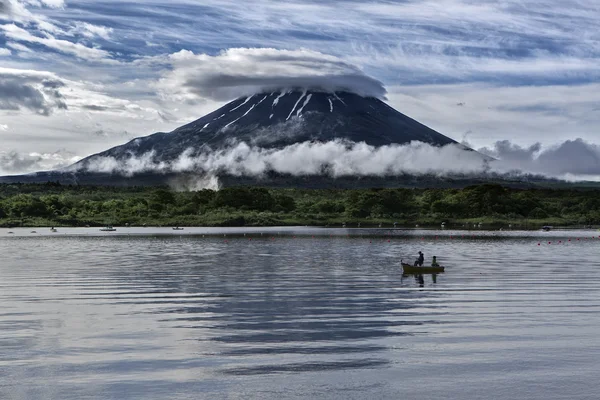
[{"left": 1, "top": 228, "right": 599, "bottom": 399}]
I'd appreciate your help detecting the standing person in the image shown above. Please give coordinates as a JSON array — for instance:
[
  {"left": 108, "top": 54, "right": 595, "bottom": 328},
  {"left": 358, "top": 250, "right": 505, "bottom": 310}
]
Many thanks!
[{"left": 414, "top": 251, "right": 424, "bottom": 266}]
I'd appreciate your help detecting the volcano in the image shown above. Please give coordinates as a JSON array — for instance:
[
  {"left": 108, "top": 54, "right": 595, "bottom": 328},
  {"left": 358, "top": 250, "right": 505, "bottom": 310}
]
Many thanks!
[
  {"left": 1, "top": 90, "right": 484, "bottom": 187},
  {"left": 81, "top": 90, "right": 459, "bottom": 162}
]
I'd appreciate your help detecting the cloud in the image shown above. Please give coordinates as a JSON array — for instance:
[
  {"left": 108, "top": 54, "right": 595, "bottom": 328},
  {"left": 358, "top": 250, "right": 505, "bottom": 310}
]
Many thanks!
[
  {"left": 0, "top": 148, "right": 80, "bottom": 175},
  {"left": 1, "top": 23, "right": 115, "bottom": 62},
  {"left": 0, "top": 68, "right": 67, "bottom": 114},
  {"left": 80, "top": 149, "right": 167, "bottom": 176},
  {"left": 0, "top": 67, "right": 165, "bottom": 119},
  {"left": 157, "top": 48, "right": 387, "bottom": 102},
  {"left": 76, "top": 140, "right": 486, "bottom": 177},
  {"left": 76, "top": 141, "right": 487, "bottom": 178},
  {"left": 6, "top": 41, "right": 31, "bottom": 52},
  {"left": 72, "top": 22, "right": 113, "bottom": 40},
  {"left": 386, "top": 82, "right": 600, "bottom": 147},
  {"left": 174, "top": 141, "right": 487, "bottom": 177},
  {"left": 0, "top": 0, "right": 26, "bottom": 20},
  {"left": 78, "top": 0, "right": 598, "bottom": 86},
  {"left": 1, "top": 0, "right": 599, "bottom": 171},
  {"left": 35, "top": 0, "right": 65, "bottom": 8},
  {"left": 1, "top": 0, "right": 63, "bottom": 23},
  {"left": 0, "top": 47, "right": 10, "bottom": 56},
  {"left": 480, "top": 138, "right": 600, "bottom": 177},
  {"left": 74, "top": 137, "right": 600, "bottom": 183}
]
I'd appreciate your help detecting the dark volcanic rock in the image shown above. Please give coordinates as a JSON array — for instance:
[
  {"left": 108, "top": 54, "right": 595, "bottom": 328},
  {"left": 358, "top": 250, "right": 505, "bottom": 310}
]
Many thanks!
[{"left": 77, "top": 90, "right": 459, "bottom": 165}]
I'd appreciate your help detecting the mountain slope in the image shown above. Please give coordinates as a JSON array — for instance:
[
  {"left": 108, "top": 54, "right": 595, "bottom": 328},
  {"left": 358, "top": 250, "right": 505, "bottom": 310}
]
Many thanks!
[{"left": 76, "top": 90, "right": 459, "bottom": 166}]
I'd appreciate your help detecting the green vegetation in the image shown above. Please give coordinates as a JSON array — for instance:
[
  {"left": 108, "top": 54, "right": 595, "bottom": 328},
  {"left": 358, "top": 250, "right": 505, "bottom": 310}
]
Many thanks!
[{"left": 1, "top": 182, "right": 599, "bottom": 228}]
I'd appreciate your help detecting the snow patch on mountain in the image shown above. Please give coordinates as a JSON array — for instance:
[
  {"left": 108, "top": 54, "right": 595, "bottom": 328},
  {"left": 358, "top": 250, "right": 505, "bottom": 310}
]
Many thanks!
[
  {"left": 296, "top": 93, "right": 312, "bottom": 117},
  {"left": 287, "top": 90, "right": 307, "bottom": 120},
  {"left": 272, "top": 91, "right": 287, "bottom": 107},
  {"left": 229, "top": 95, "right": 254, "bottom": 112}
]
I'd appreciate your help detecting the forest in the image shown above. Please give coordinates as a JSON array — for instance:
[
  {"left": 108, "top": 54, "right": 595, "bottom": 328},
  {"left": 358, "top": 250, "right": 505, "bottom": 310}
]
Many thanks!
[{"left": 1, "top": 182, "right": 600, "bottom": 228}]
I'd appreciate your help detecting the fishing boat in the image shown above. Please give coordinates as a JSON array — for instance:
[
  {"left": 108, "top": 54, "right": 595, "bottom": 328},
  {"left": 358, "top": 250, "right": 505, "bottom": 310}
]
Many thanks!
[
  {"left": 100, "top": 225, "right": 117, "bottom": 232},
  {"left": 401, "top": 261, "right": 445, "bottom": 274}
]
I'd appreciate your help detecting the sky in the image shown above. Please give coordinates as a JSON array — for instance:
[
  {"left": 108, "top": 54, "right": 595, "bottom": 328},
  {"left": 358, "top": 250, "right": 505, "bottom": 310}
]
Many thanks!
[{"left": 0, "top": 0, "right": 599, "bottom": 176}]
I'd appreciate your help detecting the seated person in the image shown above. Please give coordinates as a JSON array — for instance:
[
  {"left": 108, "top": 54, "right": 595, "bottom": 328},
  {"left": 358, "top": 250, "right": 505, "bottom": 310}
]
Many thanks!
[
  {"left": 431, "top": 256, "right": 440, "bottom": 267},
  {"left": 414, "top": 251, "right": 424, "bottom": 266}
]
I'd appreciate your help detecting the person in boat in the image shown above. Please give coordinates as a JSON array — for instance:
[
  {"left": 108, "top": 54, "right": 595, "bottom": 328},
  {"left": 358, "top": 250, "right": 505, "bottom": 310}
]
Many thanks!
[
  {"left": 431, "top": 256, "right": 440, "bottom": 267},
  {"left": 414, "top": 251, "right": 424, "bottom": 266}
]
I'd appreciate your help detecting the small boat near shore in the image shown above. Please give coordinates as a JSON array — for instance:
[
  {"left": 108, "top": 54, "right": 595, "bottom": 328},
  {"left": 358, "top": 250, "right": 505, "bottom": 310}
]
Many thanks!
[
  {"left": 100, "top": 226, "right": 117, "bottom": 232},
  {"left": 401, "top": 262, "right": 445, "bottom": 274},
  {"left": 172, "top": 227, "right": 184, "bottom": 230}
]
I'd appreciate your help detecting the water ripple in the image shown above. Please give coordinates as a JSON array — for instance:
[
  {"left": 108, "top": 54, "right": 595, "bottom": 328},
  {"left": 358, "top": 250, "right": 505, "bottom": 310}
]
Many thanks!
[{"left": 1, "top": 232, "right": 600, "bottom": 399}]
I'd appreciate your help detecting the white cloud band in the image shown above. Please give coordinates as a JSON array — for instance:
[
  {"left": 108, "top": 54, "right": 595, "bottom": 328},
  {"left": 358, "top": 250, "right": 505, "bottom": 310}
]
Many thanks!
[{"left": 76, "top": 138, "right": 600, "bottom": 182}]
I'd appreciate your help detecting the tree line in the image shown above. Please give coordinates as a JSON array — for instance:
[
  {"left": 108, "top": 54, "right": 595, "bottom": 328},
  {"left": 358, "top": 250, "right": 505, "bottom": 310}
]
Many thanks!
[{"left": 1, "top": 182, "right": 599, "bottom": 228}]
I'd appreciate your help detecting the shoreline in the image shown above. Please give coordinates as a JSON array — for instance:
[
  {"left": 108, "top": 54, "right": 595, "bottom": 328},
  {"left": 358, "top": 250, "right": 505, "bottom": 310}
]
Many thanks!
[
  {"left": 1, "top": 220, "right": 597, "bottom": 230},
  {"left": 3, "top": 225, "right": 599, "bottom": 233}
]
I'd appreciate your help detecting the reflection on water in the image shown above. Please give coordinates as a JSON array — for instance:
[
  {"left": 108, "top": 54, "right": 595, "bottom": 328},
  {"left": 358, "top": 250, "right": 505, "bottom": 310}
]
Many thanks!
[{"left": 1, "top": 231, "right": 600, "bottom": 399}]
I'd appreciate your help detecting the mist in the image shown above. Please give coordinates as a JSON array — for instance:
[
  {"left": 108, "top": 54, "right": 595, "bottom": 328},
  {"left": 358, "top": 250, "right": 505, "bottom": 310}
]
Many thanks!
[
  {"left": 71, "top": 137, "right": 600, "bottom": 188},
  {"left": 0, "top": 149, "right": 80, "bottom": 175}
]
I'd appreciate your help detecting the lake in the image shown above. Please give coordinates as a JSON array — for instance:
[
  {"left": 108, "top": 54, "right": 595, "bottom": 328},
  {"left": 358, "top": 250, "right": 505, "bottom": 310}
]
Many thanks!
[{"left": 1, "top": 228, "right": 600, "bottom": 399}]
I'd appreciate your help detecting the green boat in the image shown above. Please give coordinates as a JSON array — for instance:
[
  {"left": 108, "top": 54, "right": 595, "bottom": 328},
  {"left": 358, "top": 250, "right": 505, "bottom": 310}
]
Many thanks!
[{"left": 401, "top": 262, "right": 445, "bottom": 274}]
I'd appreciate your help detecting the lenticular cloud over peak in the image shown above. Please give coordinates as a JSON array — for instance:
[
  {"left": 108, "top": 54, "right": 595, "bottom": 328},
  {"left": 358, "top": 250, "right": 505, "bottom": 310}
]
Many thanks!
[{"left": 159, "top": 48, "right": 387, "bottom": 102}]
